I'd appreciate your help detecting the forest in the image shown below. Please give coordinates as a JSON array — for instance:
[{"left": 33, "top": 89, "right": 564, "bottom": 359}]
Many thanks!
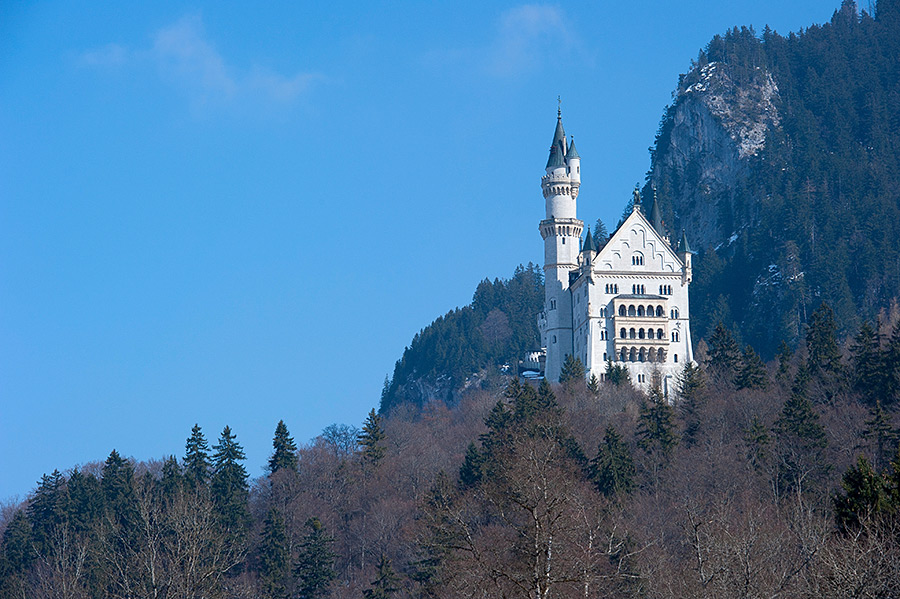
[
  {"left": 2, "top": 300, "right": 900, "bottom": 598},
  {"left": 651, "top": 0, "right": 900, "bottom": 356}
]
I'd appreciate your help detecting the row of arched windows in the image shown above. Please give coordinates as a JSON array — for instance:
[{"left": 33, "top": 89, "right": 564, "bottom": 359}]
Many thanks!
[
  {"left": 632, "top": 254, "right": 644, "bottom": 266},
  {"left": 659, "top": 284, "right": 672, "bottom": 295},
  {"left": 618, "top": 347, "right": 667, "bottom": 363},
  {"left": 632, "top": 284, "right": 645, "bottom": 294},
  {"left": 605, "top": 284, "right": 619, "bottom": 293},
  {"left": 620, "top": 327, "right": 666, "bottom": 340},
  {"left": 618, "top": 304, "right": 665, "bottom": 317}
]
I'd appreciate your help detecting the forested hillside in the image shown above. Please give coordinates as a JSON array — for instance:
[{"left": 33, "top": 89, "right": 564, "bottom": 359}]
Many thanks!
[
  {"left": 649, "top": 0, "right": 900, "bottom": 355},
  {"left": 379, "top": 263, "right": 544, "bottom": 413},
  {"left": 3, "top": 306, "right": 900, "bottom": 597}
]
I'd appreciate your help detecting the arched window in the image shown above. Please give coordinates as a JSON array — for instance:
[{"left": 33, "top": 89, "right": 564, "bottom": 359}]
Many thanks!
[
  {"left": 614, "top": 284, "right": 618, "bottom": 293},
  {"left": 619, "top": 305, "right": 627, "bottom": 316},
  {"left": 647, "top": 329, "right": 654, "bottom": 339},
  {"left": 603, "top": 352, "right": 608, "bottom": 361},
  {"left": 637, "top": 306, "right": 645, "bottom": 317},
  {"left": 628, "top": 305, "right": 636, "bottom": 316},
  {"left": 656, "top": 306, "right": 664, "bottom": 317},
  {"left": 620, "top": 348, "right": 627, "bottom": 361},
  {"left": 670, "top": 308, "right": 679, "bottom": 319},
  {"left": 550, "top": 299, "right": 556, "bottom": 310},
  {"left": 671, "top": 331, "right": 679, "bottom": 342},
  {"left": 638, "top": 328, "right": 645, "bottom": 339},
  {"left": 629, "top": 328, "right": 636, "bottom": 339},
  {"left": 657, "top": 328, "right": 664, "bottom": 339},
  {"left": 641, "top": 285, "right": 645, "bottom": 294},
  {"left": 648, "top": 347, "right": 657, "bottom": 362},
  {"left": 646, "top": 304, "right": 654, "bottom": 315},
  {"left": 632, "top": 253, "right": 644, "bottom": 266},
  {"left": 629, "top": 348, "right": 636, "bottom": 362},
  {"left": 552, "top": 335, "right": 557, "bottom": 343},
  {"left": 674, "top": 354, "right": 678, "bottom": 363},
  {"left": 620, "top": 328, "right": 626, "bottom": 339},
  {"left": 639, "top": 348, "right": 646, "bottom": 362}
]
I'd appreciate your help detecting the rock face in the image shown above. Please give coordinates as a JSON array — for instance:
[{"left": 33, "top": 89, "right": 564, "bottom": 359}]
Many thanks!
[{"left": 649, "top": 61, "right": 780, "bottom": 251}]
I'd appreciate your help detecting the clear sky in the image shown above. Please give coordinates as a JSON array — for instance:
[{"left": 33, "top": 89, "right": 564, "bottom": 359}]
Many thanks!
[{"left": 0, "top": 0, "right": 844, "bottom": 502}]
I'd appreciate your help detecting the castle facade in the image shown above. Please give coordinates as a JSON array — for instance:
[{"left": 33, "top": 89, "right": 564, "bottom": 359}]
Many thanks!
[{"left": 538, "top": 113, "right": 694, "bottom": 394}]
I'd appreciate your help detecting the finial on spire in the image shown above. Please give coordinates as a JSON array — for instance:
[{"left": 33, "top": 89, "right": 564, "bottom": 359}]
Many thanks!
[{"left": 557, "top": 95, "right": 561, "bottom": 119}]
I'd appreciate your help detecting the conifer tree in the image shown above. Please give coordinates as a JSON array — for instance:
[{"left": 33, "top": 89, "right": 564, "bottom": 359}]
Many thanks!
[
  {"left": 882, "top": 321, "right": 900, "bottom": 407},
  {"left": 211, "top": 425, "right": 250, "bottom": 531},
  {"left": 587, "top": 373, "right": 600, "bottom": 395},
  {"left": 605, "top": 359, "right": 630, "bottom": 387},
  {"left": 806, "top": 302, "right": 843, "bottom": 375},
  {"left": 776, "top": 340, "right": 794, "bottom": 381},
  {"left": 833, "top": 455, "right": 892, "bottom": 531},
  {"left": 184, "top": 423, "right": 212, "bottom": 487},
  {"left": 0, "top": 510, "right": 33, "bottom": 599},
  {"left": 589, "top": 425, "right": 635, "bottom": 497},
  {"left": 26, "top": 470, "right": 66, "bottom": 556},
  {"left": 862, "top": 401, "right": 899, "bottom": 472},
  {"left": 294, "top": 517, "right": 336, "bottom": 599},
  {"left": 707, "top": 322, "right": 741, "bottom": 375},
  {"left": 159, "top": 455, "right": 182, "bottom": 497},
  {"left": 268, "top": 420, "right": 299, "bottom": 475},
  {"left": 259, "top": 508, "right": 290, "bottom": 599},
  {"left": 359, "top": 409, "right": 387, "bottom": 467},
  {"left": 773, "top": 365, "right": 829, "bottom": 496},
  {"left": 636, "top": 387, "right": 679, "bottom": 459},
  {"left": 559, "top": 354, "right": 586, "bottom": 385},
  {"left": 744, "top": 415, "right": 771, "bottom": 471},
  {"left": 363, "top": 554, "right": 401, "bottom": 599},
  {"left": 65, "top": 468, "right": 102, "bottom": 535},
  {"left": 678, "top": 362, "right": 706, "bottom": 446},
  {"left": 102, "top": 450, "right": 138, "bottom": 528},
  {"left": 458, "top": 443, "right": 484, "bottom": 489},
  {"left": 850, "top": 322, "right": 884, "bottom": 404},
  {"left": 734, "top": 344, "right": 768, "bottom": 390}
]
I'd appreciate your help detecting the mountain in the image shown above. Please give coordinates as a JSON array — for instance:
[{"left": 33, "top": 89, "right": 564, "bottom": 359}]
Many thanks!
[
  {"left": 379, "top": 263, "right": 544, "bottom": 413},
  {"left": 648, "top": 0, "right": 900, "bottom": 355}
]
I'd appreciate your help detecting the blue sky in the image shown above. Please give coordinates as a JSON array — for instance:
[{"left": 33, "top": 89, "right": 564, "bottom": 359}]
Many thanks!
[{"left": 0, "top": 0, "right": 842, "bottom": 502}]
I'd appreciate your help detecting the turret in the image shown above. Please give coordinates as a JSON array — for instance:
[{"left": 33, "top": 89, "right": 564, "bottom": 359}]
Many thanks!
[
  {"left": 677, "top": 229, "right": 693, "bottom": 284},
  {"left": 580, "top": 228, "right": 596, "bottom": 267},
  {"left": 648, "top": 191, "right": 664, "bottom": 237},
  {"left": 565, "top": 136, "right": 580, "bottom": 186}
]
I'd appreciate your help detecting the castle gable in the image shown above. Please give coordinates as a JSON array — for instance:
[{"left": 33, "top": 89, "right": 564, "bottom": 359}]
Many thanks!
[{"left": 595, "top": 209, "right": 683, "bottom": 273}]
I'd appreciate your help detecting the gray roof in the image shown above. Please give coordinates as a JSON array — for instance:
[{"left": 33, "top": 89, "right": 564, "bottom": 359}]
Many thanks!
[
  {"left": 677, "top": 229, "right": 693, "bottom": 254},
  {"left": 565, "top": 137, "right": 579, "bottom": 160},
  {"left": 546, "top": 116, "right": 567, "bottom": 168},
  {"left": 581, "top": 228, "right": 597, "bottom": 253}
]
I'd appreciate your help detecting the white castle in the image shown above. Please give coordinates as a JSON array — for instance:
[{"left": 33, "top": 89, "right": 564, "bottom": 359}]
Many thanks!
[{"left": 537, "top": 111, "right": 694, "bottom": 394}]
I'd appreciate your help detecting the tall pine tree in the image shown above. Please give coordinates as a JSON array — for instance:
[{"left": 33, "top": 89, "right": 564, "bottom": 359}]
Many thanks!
[
  {"left": 268, "top": 420, "right": 298, "bottom": 475},
  {"left": 184, "top": 424, "right": 212, "bottom": 488},
  {"left": 211, "top": 426, "right": 250, "bottom": 531},
  {"left": 294, "top": 517, "right": 336, "bottom": 599}
]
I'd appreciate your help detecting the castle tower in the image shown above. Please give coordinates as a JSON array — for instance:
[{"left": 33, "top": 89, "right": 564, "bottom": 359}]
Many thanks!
[{"left": 539, "top": 111, "right": 583, "bottom": 382}]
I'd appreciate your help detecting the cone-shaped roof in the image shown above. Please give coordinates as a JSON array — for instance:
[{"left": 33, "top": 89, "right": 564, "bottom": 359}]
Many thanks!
[
  {"left": 677, "top": 229, "right": 693, "bottom": 254},
  {"left": 565, "top": 136, "right": 579, "bottom": 160},
  {"left": 581, "top": 228, "right": 597, "bottom": 253},
  {"left": 546, "top": 114, "right": 567, "bottom": 169}
]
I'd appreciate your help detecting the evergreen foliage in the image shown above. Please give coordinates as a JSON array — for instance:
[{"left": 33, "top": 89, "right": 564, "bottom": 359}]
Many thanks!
[
  {"left": 211, "top": 425, "right": 250, "bottom": 530},
  {"left": 589, "top": 425, "right": 635, "bottom": 497},
  {"left": 259, "top": 508, "right": 290, "bottom": 599},
  {"left": 636, "top": 388, "right": 679, "bottom": 459},
  {"left": 850, "top": 322, "right": 884, "bottom": 404},
  {"left": 707, "top": 322, "right": 741, "bottom": 375},
  {"left": 806, "top": 302, "right": 843, "bottom": 375},
  {"left": 559, "top": 354, "right": 586, "bottom": 385},
  {"left": 268, "top": 420, "right": 298, "bottom": 475},
  {"left": 294, "top": 517, "right": 337, "bottom": 599},
  {"left": 605, "top": 359, "right": 631, "bottom": 386},
  {"left": 184, "top": 423, "right": 212, "bottom": 487},
  {"left": 652, "top": 3, "right": 900, "bottom": 356},
  {"left": 587, "top": 373, "right": 601, "bottom": 395},
  {"left": 381, "top": 263, "right": 544, "bottom": 412},
  {"left": 358, "top": 408, "right": 387, "bottom": 467},
  {"left": 734, "top": 344, "right": 769, "bottom": 390},
  {"left": 833, "top": 455, "right": 893, "bottom": 531},
  {"left": 363, "top": 554, "right": 401, "bottom": 599}
]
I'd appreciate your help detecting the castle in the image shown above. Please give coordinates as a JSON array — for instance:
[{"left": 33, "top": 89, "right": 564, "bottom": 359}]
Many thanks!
[{"left": 537, "top": 112, "right": 694, "bottom": 394}]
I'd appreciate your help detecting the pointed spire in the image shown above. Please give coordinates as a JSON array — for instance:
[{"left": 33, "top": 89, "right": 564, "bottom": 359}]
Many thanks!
[
  {"left": 546, "top": 110, "right": 567, "bottom": 169},
  {"left": 581, "top": 228, "right": 597, "bottom": 254},
  {"left": 648, "top": 189, "right": 664, "bottom": 235},
  {"left": 677, "top": 229, "right": 693, "bottom": 254},
  {"left": 565, "top": 136, "right": 579, "bottom": 160}
]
